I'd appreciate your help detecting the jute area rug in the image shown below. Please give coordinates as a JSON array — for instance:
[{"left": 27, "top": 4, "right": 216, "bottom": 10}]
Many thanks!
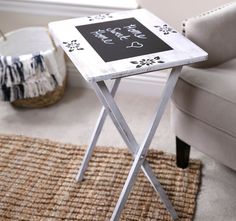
[{"left": 0, "top": 135, "right": 201, "bottom": 221}]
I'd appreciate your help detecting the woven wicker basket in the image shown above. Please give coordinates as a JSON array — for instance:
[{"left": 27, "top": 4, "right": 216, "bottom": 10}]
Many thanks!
[
  {"left": 11, "top": 76, "right": 67, "bottom": 108},
  {"left": 0, "top": 27, "right": 67, "bottom": 108}
]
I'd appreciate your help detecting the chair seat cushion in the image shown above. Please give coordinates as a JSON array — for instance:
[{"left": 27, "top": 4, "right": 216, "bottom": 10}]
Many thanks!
[{"left": 172, "top": 57, "right": 236, "bottom": 138}]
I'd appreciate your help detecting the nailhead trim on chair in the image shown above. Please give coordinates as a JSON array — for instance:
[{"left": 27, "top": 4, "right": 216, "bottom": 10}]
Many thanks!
[
  {"left": 182, "top": 2, "right": 235, "bottom": 36},
  {"left": 182, "top": 21, "right": 186, "bottom": 36}
]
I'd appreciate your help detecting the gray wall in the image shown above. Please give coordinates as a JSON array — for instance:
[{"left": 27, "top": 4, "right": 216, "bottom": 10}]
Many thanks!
[
  {"left": 0, "top": 0, "right": 233, "bottom": 34},
  {"left": 138, "top": 0, "right": 233, "bottom": 30},
  {"left": 0, "top": 12, "right": 68, "bottom": 33}
]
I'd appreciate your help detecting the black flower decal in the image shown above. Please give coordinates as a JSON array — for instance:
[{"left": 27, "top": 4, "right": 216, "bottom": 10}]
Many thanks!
[
  {"left": 88, "top": 13, "right": 113, "bottom": 21},
  {"left": 63, "top": 40, "right": 84, "bottom": 52},
  {"left": 155, "top": 24, "right": 177, "bottom": 35},
  {"left": 131, "top": 56, "right": 165, "bottom": 68}
]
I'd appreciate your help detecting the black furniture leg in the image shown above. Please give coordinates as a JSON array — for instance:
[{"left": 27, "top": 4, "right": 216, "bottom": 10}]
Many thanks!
[{"left": 176, "top": 137, "right": 191, "bottom": 169}]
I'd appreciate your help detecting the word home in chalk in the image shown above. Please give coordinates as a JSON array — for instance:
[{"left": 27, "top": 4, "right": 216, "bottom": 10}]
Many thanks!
[{"left": 76, "top": 18, "right": 173, "bottom": 62}]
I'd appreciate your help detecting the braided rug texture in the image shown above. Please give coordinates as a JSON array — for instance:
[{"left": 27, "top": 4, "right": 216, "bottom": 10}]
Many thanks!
[{"left": 0, "top": 135, "right": 201, "bottom": 221}]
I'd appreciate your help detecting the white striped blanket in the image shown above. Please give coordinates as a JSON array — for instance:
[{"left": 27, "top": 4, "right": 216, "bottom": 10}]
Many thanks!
[{"left": 0, "top": 48, "right": 65, "bottom": 102}]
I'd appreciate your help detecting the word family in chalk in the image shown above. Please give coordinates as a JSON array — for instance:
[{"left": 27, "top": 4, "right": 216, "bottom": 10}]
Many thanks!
[{"left": 90, "top": 23, "right": 147, "bottom": 48}]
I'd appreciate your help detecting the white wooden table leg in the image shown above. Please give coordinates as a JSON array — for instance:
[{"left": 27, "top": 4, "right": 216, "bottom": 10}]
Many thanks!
[
  {"left": 139, "top": 66, "right": 182, "bottom": 218},
  {"left": 140, "top": 66, "right": 182, "bottom": 150},
  {"left": 110, "top": 142, "right": 147, "bottom": 221},
  {"left": 76, "top": 78, "right": 121, "bottom": 182},
  {"left": 93, "top": 66, "right": 182, "bottom": 221},
  {"left": 92, "top": 81, "right": 138, "bottom": 155}
]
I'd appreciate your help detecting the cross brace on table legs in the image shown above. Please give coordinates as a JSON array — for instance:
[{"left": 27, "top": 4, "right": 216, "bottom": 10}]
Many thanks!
[
  {"left": 76, "top": 78, "right": 121, "bottom": 182},
  {"left": 77, "top": 66, "right": 182, "bottom": 221}
]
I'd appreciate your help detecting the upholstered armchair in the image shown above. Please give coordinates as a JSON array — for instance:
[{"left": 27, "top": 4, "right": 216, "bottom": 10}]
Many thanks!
[{"left": 171, "top": 2, "right": 236, "bottom": 170}]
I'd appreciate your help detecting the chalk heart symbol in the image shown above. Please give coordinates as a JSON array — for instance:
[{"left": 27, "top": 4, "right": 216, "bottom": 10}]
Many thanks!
[{"left": 126, "top": 41, "right": 143, "bottom": 49}]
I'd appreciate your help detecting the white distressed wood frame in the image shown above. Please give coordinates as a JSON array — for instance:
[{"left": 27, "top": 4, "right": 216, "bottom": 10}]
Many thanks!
[{"left": 49, "top": 9, "right": 207, "bottom": 82}]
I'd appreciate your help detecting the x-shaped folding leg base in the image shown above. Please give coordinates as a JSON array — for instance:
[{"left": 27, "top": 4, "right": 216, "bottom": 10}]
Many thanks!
[{"left": 76, "top": 66, "right": 182, "bottom": 221}]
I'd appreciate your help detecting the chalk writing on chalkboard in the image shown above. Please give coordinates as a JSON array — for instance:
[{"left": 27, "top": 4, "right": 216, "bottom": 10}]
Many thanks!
[{"left": 76, "top": 18, "right": 172, "bottom": 62}]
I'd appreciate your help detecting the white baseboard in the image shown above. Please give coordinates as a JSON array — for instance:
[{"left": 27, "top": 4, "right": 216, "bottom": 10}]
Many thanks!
[
  {"left": 0, "top": 0, "right": 138, "bottom": 17},
  {"left": 66, "top": 62, "right": 168, "bottom": 97}
]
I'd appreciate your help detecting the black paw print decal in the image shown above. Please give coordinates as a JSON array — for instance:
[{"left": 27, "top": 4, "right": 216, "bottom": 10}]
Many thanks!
[
  {"left": 131, "top": 56, "right": 165, "bottom": 68},
  {"left": 87, "top": 13, "right": 113, "bottom": 21},
  {"left": 63, "top": 40, "right": 84, "bottom": 52},
  {"left": 155, "top": 24, "right": 177, "bottom": 35}
]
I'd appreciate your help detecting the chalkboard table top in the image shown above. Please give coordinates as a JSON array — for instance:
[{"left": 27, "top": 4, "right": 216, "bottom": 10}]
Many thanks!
[{"left": 49, "top": 9, "right": 207, "bottom": 82}]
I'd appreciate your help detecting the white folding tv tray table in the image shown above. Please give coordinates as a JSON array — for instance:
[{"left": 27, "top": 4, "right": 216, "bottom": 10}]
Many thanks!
[{"left": 49, "top": 9, "right": 207, "bottom": 221}]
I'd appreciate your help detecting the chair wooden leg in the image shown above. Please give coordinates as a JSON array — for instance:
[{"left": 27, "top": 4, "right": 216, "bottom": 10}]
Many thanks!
[{"left": 176, "top": 137, "right": 191, "bottom": 169}]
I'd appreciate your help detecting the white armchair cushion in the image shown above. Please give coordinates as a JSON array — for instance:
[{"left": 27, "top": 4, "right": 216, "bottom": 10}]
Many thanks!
[{"left": 172, "top": 57, "right": 236, "bottom": 138}]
